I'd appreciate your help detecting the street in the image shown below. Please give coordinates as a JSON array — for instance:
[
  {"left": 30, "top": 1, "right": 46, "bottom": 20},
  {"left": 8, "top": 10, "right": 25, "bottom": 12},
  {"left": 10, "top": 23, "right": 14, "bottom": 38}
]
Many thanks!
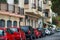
[{"left": 36, "top": 32, "right": 60, "bottom": 40}]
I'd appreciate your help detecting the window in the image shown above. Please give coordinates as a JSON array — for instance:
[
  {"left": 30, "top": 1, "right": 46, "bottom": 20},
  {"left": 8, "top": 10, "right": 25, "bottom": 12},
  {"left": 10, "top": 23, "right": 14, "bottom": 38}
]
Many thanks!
[
  {"left": 14, "top": 0, "right": 18, "bottom": 4},
  {"left": 13, "top": 21, "right": 17, "bottom": 27},
  {"left": 24, "top": 0, "right": 29, "bottom": 4},
  {"left": 32, "top": 0, "right": 36, "bottom": 9},
  {"left": 45, "top": 12, "right": 48, "bottom": 17},
  {"left": 7, "top": 20, "right": 12, "bottom": 27},
  {"left": 0, "top": 19, "right": 5, "bottom": 27},
  {"left": 18, "top": 8, "right": 24, "bottom": 15},
  {"left": 38, "top": 0, "right": 42, "bottom": 11},
  {"left": 20, "top": 8, "right": 24, "bottom": 15},
  {"left": 8, "top": 4, "right": 14, "bottom": 12}
]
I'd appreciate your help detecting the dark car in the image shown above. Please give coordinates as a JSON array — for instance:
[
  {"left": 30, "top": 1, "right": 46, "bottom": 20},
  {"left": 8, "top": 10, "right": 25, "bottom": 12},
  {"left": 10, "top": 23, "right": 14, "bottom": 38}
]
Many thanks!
[
  {"left": 21, "top": 26, "right": 35, "bottom": 40},
  {"left": 37, "top": 28, "right": 46, "bottom": 37}
]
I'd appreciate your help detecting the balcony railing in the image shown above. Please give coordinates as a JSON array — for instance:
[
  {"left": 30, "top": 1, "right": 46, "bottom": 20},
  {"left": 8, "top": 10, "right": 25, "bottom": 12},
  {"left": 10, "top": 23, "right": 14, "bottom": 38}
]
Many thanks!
[{"left": 0, "top": 3, "right": 24, "bottom": 15}]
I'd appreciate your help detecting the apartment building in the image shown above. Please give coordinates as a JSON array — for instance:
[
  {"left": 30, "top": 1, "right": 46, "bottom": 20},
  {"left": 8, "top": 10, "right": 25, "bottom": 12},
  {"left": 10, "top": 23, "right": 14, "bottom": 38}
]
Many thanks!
[
  {"left": 42, "top": 0, "right": 52, "bottom": 28},
  {"left": 36, "top": 0, "right": 52, "bottom": 28},
  {"left": 0, "top": 0, "right": 25, "bottom": 28},
  {"left": 0, "top": 0, "right": 42, "bottom": 28},
  {"left": 24, "top": 0, "right": 41, "bottom": 28}
]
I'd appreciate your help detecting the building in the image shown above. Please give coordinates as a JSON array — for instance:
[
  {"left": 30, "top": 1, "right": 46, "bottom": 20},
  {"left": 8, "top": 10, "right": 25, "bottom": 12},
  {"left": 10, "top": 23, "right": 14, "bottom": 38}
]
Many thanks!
[
  {"left": 0, "top": 0, "right": 42, "bottom": 28},
  {"left": 37, "top": 0, "right": 53, "bottom": 28},
  {"left": 42, "top": 0, "right": 52, "bottom": 28},
  {"left": 0, "top": 0, "right": 25, "bottom": 28},
  {"left": 0, "top": 0, "right": 52, "bottom": 28},
  {"left": 24, "top": 0, "right": 41, "bottom": 28}
]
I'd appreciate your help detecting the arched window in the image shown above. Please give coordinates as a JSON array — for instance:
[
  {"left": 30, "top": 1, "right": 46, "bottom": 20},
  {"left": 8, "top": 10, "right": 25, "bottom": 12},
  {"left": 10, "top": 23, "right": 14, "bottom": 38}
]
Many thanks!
[
  {"left": 13, "top": 21, "right": 17, "bottom": 27},
  {"left": 0, "top": 19, "right": 5, "bottom": 27},
  {"left": 7, "top": 20, "right": 12, "bottom": 27}
]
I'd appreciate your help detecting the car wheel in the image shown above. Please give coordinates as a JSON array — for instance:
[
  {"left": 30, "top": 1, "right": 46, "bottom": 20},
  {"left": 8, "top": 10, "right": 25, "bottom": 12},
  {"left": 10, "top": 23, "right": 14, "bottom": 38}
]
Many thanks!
[
  {"left": 33, "top": 35, "right": 36, "bottom": 39},
  {"left": 29, "top": 36, "right": 33, "bottom": 40}
]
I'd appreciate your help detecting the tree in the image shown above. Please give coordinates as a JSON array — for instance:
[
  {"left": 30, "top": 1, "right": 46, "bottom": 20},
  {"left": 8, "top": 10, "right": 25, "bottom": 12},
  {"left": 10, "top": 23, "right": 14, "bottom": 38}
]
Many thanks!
[
  {"left": 0, "top": 0, "right": 7, "bottom": 3},
  {"left": 14, "top": 0, "right": 18, "bottom": 4},
  {"left": 51, "top": 0, "right": 60, "bottom": 15}
]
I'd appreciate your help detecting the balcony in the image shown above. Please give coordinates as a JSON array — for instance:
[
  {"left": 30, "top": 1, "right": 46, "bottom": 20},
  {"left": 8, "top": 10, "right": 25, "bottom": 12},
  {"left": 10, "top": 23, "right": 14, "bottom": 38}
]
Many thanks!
[{"left": 0, "top": 3, "right": 24, "bottom": 18}]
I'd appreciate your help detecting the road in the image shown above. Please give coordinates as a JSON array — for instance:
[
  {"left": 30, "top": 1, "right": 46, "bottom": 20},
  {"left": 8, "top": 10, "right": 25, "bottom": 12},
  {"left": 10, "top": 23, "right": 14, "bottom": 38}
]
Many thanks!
[{"left": 36, "top": 32, "right": 60, "bottom": 40}]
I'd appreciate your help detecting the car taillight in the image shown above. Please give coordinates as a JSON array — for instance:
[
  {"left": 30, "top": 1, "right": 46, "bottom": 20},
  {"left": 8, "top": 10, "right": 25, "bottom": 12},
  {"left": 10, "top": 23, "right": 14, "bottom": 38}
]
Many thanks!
[{"left": 28, "top": 30, "right": 31, "bottom": 34}]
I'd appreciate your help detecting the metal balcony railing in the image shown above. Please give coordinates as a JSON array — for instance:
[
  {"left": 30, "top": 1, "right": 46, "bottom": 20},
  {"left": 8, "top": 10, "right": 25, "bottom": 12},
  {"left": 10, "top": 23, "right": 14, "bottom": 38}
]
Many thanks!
[{"left": 0, "top": 3, "right": 24, "bottom": 15}]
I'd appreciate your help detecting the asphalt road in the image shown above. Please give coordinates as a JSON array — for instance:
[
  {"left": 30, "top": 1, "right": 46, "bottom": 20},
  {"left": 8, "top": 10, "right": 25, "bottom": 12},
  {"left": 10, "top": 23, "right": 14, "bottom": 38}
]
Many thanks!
[{"left": 36, "top": 32, "right": 60, "bottom": 40}]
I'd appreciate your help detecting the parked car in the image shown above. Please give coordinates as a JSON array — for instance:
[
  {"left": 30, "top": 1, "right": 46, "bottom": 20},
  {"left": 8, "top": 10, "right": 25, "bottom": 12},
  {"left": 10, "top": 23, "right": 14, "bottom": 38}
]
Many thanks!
[
  {"left": 6, "top": 27, "right": 26, "bottom": 40},
  {"left": 48, "top": 27, "right": 55, "bottom": 34},
  {"left": 45, "top": 28, "right": 51, "bottom": 35},
  {"left": 56, "top": 28, "right": 60, "bottom": 32},
  {"left": 37, "top": 28, "right": 46, "bottom": 37},
  {"left": 20, "top": 26, "right": 35, "bottom": 40},
  {"left": 33, "top": 28, "right": 42, "bottom": 38},
  {"left": 0, "top": 28, "right": 15, "bottom": 40},
  {"left": 48, "top": 25, "right": 56, "bottom": 34},
  {"left": 0, "top": 28, "right": 7, "bottom": 40}
]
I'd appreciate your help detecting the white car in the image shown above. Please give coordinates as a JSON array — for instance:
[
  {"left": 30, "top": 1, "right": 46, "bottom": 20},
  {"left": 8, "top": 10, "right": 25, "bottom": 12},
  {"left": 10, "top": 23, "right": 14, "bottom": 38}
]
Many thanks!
[{"left": 45, "top": 28, "right": 51, "bottom": 35}]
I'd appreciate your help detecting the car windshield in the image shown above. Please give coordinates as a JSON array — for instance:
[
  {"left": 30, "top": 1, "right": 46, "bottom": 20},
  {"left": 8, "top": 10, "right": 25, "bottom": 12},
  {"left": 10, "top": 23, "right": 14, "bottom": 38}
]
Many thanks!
[
  {"left": 0, "top": 30, "right": 4, "bottom": 36},
  {"left": 21, "top": 26, "right": 29, "bottom": 32},
  {"left": 10, "top": 28, "right": 18, "bottom": 32}
]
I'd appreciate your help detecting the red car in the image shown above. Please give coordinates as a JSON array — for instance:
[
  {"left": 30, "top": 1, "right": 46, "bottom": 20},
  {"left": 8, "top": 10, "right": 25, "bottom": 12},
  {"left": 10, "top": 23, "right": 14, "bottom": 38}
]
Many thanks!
[
  {"left": 0, "top": 28, "right": 14, "bottom": 40},
  {"left": 34, "top": 28, "right": 42, "bottom": 38},
  {"left": 18, "top": 28, "right": 26, "bottom": 40},
  {"left": 6, "top": 27, "right": 26, "bottom": 40}
]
